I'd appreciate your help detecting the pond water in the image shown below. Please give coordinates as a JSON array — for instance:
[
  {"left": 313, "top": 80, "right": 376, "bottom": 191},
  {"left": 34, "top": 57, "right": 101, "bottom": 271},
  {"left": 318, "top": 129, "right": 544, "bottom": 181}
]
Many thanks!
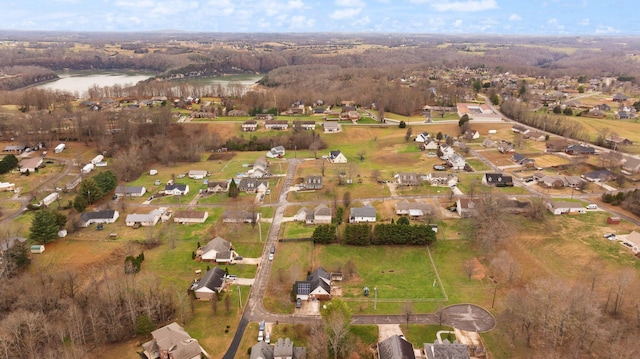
[{"left": 36, "top": 71, "right": 153, "bottom": 95}]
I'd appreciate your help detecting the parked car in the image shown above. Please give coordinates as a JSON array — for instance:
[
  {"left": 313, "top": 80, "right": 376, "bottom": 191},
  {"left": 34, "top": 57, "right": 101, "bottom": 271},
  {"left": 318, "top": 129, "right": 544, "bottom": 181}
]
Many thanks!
[
  {"left": 603, "top": 233, "right": 617, "bottom": 240},
  {"left": 96, "top": 224, "right": 104, "bottom": 230},
  {"left": 296, "top": 298, "right": 302, "bottom": 308},
  {"left": 586, "top": 204, "right": 598, "bottom": 209},
  {"left": 268, "top": 253, "right": 274, "bottom": 261}
]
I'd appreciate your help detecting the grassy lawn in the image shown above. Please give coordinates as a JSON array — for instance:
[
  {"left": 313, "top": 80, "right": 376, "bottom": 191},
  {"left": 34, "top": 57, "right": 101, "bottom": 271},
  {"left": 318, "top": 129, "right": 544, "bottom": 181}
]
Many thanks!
[
  {"left": 281, "top": 221, "right": 315, "bottom": 239},
  {"left": 403, "top": 324, "right": 454, "bottom": 348},
  {"left": 465, "top": 158, "right": 491, "bottom": 172},
  {"left": 264, "top": 241, "right": 314, "bottom": 313}
]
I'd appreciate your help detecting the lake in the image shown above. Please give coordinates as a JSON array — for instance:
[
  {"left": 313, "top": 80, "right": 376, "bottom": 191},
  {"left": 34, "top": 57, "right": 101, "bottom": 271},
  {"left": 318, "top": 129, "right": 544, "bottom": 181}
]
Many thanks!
[{"left": 36, "top": 71, "right": 153, "bottom": 95}]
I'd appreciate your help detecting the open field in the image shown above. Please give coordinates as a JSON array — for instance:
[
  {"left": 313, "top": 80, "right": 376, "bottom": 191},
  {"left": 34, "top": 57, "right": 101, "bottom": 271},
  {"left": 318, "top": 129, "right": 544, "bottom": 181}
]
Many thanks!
[{"left": 530, "top": 153, "right": 571, "bottom": 168}]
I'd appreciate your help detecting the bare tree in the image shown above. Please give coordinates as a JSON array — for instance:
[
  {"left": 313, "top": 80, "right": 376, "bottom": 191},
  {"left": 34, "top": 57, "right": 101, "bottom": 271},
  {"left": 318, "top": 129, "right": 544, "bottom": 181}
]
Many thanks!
[
  {"left": 463, "top": 259, "right": 475, "bottom": 281},
  {"left": 402, "top": 302, "right": 414, "bottom": 326}
]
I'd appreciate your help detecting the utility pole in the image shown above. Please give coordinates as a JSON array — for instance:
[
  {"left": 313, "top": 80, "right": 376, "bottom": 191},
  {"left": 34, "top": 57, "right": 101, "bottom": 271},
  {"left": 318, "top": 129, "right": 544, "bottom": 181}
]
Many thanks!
[
  {"left": 258, "top": 221, "right": 262, "bottom": 242},
  {"left": 238, "top": 286, "right": 242, "bottom": 309},
  {"left": 374, "top": 287, "right": 378, "bottom": 311}
]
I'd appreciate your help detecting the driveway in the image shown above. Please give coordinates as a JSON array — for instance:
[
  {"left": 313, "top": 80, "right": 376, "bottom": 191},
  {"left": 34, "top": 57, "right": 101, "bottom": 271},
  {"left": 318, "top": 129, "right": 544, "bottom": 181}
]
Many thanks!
[
  {"left": 234, "top": 278, "right": 255, "bottom": 286},
  {"left": 378, "top": 324, "right": 404, "bottom": 342}
]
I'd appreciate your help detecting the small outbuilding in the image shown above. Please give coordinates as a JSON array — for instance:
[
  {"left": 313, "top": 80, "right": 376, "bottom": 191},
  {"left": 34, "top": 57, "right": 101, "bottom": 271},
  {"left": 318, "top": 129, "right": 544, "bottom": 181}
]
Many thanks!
[
  {"left": 30, "top": 245, "right": 45, "bottom": 254},
  {"left": 607, "top": 216, "right": 621, "bottom": 224}
]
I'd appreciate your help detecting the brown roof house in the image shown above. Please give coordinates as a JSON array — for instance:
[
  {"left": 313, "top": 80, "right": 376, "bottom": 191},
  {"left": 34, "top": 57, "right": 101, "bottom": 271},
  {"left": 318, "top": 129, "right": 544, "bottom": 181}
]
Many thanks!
[
  {"left": 395, "top": 172, "right": 420, "bottom": 186},
  {"left": 173, "top": 210, "right": 208, "bottom": 224},
  {"left": 142, "top": 322, "right": 204, "bottom": 359}
]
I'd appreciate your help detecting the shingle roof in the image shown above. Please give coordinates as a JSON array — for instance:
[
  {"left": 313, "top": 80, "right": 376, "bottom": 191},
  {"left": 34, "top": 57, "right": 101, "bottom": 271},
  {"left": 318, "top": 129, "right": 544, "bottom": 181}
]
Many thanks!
[
  {"left": 378, "top": 335, "right": 415, "bottom": 359},
  {"left": 195, "top": 267, "right": 226, "bottom": 292},
  {"left": 81, "top": 209, "right": 117, "bottom": 222}
]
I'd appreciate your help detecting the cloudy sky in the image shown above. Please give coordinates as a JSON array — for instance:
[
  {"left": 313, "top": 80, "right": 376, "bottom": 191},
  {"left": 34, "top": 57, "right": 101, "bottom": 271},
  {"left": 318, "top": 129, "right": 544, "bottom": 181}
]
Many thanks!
[{"left": 0, "top": 0, "right": 636, "bottom": 35}]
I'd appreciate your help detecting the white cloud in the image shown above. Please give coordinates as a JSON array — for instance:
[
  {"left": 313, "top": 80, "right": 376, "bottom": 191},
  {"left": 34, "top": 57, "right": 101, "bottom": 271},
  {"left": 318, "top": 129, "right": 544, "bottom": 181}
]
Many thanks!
[
  {"left": 335, "top": 0, "right": 365, "bottom": 7},
  {"left": 288, "top": 0, "right": 304, "bottom": 9},
  {"left": 509, "top": 13, "right": 521, "bottom": 22},
  {"left": 330, "top": 7, "right": 362, "bottom": 19},
  {"left": 353, "top": 15, "right": 371, "bottom": 27},
  {"left": 115, "top": 0, "right": 155, "bottom": 8},
  {"left": 595, "top": 25, "right": 619, "bottom": 34},
  {"left": 430, "top": 0, "right": 498, "bottom": 12},
  {"left": 578, "top": 18, "right": 590, "bottom": 26},
  {"left": 290, "top": 15, "right": 315, "bottom": 29},
  {"left": 453, "top": 19, "right": 463, "bottom": 27}
]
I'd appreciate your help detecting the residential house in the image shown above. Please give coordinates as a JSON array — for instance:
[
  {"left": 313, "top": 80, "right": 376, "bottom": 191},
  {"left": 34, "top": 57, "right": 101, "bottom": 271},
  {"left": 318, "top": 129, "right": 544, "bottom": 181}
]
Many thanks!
[
  {"left": 565, "top": 176, "right": 585, "bottom": 188},
  {"left": 414, "top": 132, "right": 430, "bottom": 143},
  {"left": 304, "top": 175, "right": 323, "bottom": 190},
  {"left": 188, "top": 170, "right": 208, "bottom": 180},
  {"left": 377, "top": 335, "right": 416, "bottom": 359},
  {"left": 623, "top": 157, "right": 640, "bottom": 173},
  {"left": 425, "top": 173, "right": 457, "bottom": 187},
  {"left": 274, "top": 338, "right": 306, "bottom": 359},
  {"left": 249, "top": 157, "right": 270, "bottom": 178},
  {"left": 328, "top": 150, "right": 348, "bottom": 164},
  {"left": 524, "top": 131, "right": 546, "bottom": 141},
  {"left": 3, "top": 145, "right": 28, "bottom": 153},
  {"left": 613, "top": 93, "right": 629, "bottom": 102},
  {"left": 545, "top": 139, "right": 568, "bottom": 152},
  {"left": 207, "top": 180, "right": 230, "bottom": 193},
  {"left": 289, "top": 101, "right": 306, "bottom": 115},
  {"left": 538, "top": 175, "right": 567, "bottom": 188},
  {"left": 547, "top": 201, "right": 586, "bottom": 215},
  {"left": 222, "top": 209, "right": 260, "bottom": 224},
  {"left": 264, "top": 120, "right": 289, "bottom": 130},
  {"left": 463, "top": 129, "right": 480, "bottom": 140},
  {"left": 497, "top": 142, "right": 515, "bottom": 154},
  {"left": 438, "top": 144, "right": 455, "bottom": 158},
  {"left": 566, "top": 144, "right": 596, "bottom": 156},
  {"left": 267, "top": 145, "right": 286, "bottom": 158},
  {"left": 198, "top": 237, "right": 234, "bottom": 263},
  {"left": 141, "top": 322, "right": 204, "bottom": 359},
  {"left": 511, "top": 125, "right": 529, "bottom": 134},
  {"left": 482, "top": 173, "right": 513, "bottom": 186},
  {"left": 482, "top": 138, "right": 496, "bottom": 147},
  {"left": 294, "top": 267, "right": 331, "bottom": 301},
  {"left": 242, "top": 120, "right": 258, "bottom": 132},
  {"left": 250, "top": 341, "right": 273, "bottom": 359},
  {"left": 0, "top": 182, "right": 15, "bottom": 192},
  {"left": 395, "top": 200, "right": 432, "bottom": 217},
  {"left": 238, "top": 178, "right": 269, "bottom": 193},
  {"left": 511, "top": 153, "right": 536, "bottom": 167},
  {"left": 349, "top": 205, "right": 376, "bottom": 223},
  {"left": 256, "top": 113, "right": 274, "bottom": 121},
  {"left": 80, "top": 210, "right": 119, "bottom": 227},
  {"left": 395, "top": 172, "right": 420, "bottom": 186},
  {"left": 623, "top": 231, "right": 640, "bottom": 254},
  {"left": 312, "top": 106, "right": 327, "bottom": 115},
  {"left": 294, "top": 204, "right": 332, "bottom": 225},
  {"left": 125, "top": 209, "right": 166, "bottom": 227},
  {"left": 164, "top": 183, "right": 189, "bottom": 196},
  {"left": 19, "top": 156, "right": 43, "bottom": 173},
  {"left": 115, "top": 185, "right": 146, "bottom": 197},
  {"left": 582, "top": 170, "right": 616, "bottom": 182},
  {"left": 174, "top": 211, "right": 208, "bottom": 224},
  {"left": 606, "top": 135, "right": 633, "bottom": 148},
  {"left": 420, "top": 138, "right": 439, "bottom": 151},
  {"left": 456, "top": 198, "right": 478, "bottom": 218},
  {"left": 424, "top": 339, "right": 470, "bottom": 359},
  {"left": 447, "top": 153, "right": 466, "bottom": 171},
  {"left": 322, "top": 122, "right": 341, "bottom": 133},
  {"left": 456, "top": 103, "right": 502, "bottom": 121},
  {"left": 299, "top": 120, "right": 316, "bottom": 130},
  {"left": 193, "top": 267, "right": 227, "bottom": 299}
]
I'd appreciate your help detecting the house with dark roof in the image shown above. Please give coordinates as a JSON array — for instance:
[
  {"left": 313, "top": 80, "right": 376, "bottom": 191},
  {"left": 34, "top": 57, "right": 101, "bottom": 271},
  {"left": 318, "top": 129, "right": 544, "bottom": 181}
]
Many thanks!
[
  {"left": 193, "top": 267, "right": 226, "bottom": 299},
  {"left": 197, "top": 237, "right": 234, "bottom": 263},
  {"left": 424, "top": 339, "right": 470, "bottom": 359},
  {"left": 566, "top": 144, "right": 595, "bottom": 156},
  {"left": 545, "top": 139, "right": 568, "bottom": 152},
  {"left": 115, "top": 185, "right": 146, "bottom": 197},
  {"left": 304, "top": 175, "right": 323, "bottom": 190},
  {"left": 377, "top": 335, "right": 416, "bottom": 359},
  {"left": 623, "top": 157, "right": 640, "bottom": 173},
  {"left": 582, "top": 170, "right": 616, "bottom": 182},
  {"left": 497, "top": 142, "right": 515, "bottom": 154},
  {"left": 164, "top": 183, "right": 189, "bottom": 196},
  {"left": 349, "top": 205, "right": 376, "bottom": 223},
  {"left": 80, "top": 210, "right": 120, "bottom": 227},
  {"left": 606, "top": 135, "right": 633, "bottom": 148},
  {"left": 294, "top": 267, "right": 331, "bottom": 301},
  {"left": 142, "top": 322, "right": 204, "bottom": 359},
  {"left": 613, "top": 93, "right": 629, "bottom": 102},
  {"left": 524, "top": 131, "right": 546, "bottom": 141},
  {"left": 481, "top": 173, "right": 513, "bottom": 187},
  {"left": 264, "top": 120, "right": 289, "bottom": 130},
  {"left": 242, "top": 120, "right": 258, "bottom": 132},
  {"left": 511, "top": 125, "right": 528, "bottom": 134},
  {"left": 456, "top": 198, "right": 478, "bottom": 218}
]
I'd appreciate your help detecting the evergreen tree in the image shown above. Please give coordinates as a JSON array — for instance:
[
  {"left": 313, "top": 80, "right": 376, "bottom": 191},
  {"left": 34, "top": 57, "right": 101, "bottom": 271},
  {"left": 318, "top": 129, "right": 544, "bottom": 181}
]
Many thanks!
[
  {"left": 78, "top": 178, "right": 104, "bottom": 205},
  {"left": 29, "top": 210, "right": 59, "bottom": 244},
  {"left": 73, "top": 195, "right": 88, "bottom": 212},
  {"left": 228, "top": 179, "right": 239, "bottom": 198}
]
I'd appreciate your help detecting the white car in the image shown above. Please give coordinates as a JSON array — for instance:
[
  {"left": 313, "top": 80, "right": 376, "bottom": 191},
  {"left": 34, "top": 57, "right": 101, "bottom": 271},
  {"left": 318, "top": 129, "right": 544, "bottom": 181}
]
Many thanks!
[{"left": 603, "top": 233, "right": 617, "bottom": 241}]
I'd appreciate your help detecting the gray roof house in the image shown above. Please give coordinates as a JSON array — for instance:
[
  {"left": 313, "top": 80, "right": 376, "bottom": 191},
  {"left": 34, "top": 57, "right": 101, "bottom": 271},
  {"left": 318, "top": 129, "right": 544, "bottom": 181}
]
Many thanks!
[
  {"left": 349, "top": 205, "right": 377, "bottom": 223},
  {"left": 274, "top": 338, "right": 306, "bottom": 359},
  {"left": 238, "top": 178, "right": 269, "bottom": 193},
  {"left": 482, "top": 173, "right": 513, "bottom": 186},
  {"left": 193, "top": 267, "right": 226, "bottom": 299},
  {"left": 198, "top": 236, "right": 234, "bottom": 263},
  {"left": 377, "top": 335, "right": 415, "bottom": 359},
  {"left": 395, "top": 172, "right": 420, "bottom": 186},
  {"left": 207, "top": 180, "right": 230, "bottom": 193},
  {"left": 80, "top": 209, "right": 120, "bottom": 227},
  {"left": 424, "top": 339, "right": 470, "bottom": 359},
  {"left": 304, "top": 175, "right": 323, "bottom": 190},
  {"left": 115, "top": 185, "right": 146, "bottom": 197},
  {"left": 395, "top": 200, "right": 432, "bottom": 217},
  {"left": 222, "top": 209, "right": 260, "bottom": 224},
  {"left": 250, "top": 341, "right": 274, "bottom": 359},
  {"left": 295, "top": 204, "right": 332, "bottom": 225},
  {"left": 294, "top": 267, "right": 331, "bottom": 301},
  {"left": 142, "top": 322, "right": 203, "bottom": 359}
]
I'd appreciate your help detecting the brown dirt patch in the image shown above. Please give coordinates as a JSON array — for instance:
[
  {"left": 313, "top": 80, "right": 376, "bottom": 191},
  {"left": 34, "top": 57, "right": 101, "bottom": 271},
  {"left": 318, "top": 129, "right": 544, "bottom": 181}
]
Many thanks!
[
  {"left": 470, "top": 257, "right": 486, "bottom": 280},
  {"left": 207, "top": 151, "right": 236, "bottom": 161}
]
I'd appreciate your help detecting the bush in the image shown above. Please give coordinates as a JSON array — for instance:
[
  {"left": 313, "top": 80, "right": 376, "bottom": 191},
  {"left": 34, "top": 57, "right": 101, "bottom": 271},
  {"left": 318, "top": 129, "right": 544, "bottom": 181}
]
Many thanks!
[{"left": 398, "top": 121, "right": 406, "bottom": 128}]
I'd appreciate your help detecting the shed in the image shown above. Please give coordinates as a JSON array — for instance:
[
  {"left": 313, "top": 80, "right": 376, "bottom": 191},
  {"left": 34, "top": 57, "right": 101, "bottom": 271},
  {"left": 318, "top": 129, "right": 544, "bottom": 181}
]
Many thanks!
[
  {"left": 54, "top": 143, "right": 66, "bottom": 153},
  {"left": 607, "top": 216, "right": 621, "bottom": 224},
  {"left": 30, "top": 245, "right": 45, "bottom": 254}
]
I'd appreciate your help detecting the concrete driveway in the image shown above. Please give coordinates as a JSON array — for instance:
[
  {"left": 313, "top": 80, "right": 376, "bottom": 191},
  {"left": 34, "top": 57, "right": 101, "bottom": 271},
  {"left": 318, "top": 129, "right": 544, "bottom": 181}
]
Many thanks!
[{"left": 378, "top": 324, "right": 404, "bottom": 342}]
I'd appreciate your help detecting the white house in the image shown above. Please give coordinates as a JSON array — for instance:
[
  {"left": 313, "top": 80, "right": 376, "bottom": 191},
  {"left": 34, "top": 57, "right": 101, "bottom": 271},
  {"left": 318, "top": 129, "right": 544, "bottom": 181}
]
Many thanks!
[
  {"left": 0, "top": 182, "right": 15, "bottom": 192},
  {"left": 349, "top": 205, "right": 377, "bottom": 223},
  {"left": 547, "top": 201, "right": 586, "bottom": 215},
  {"left": 81, "top": 163, "right": 94, "bottom": 174},
  {"left": 623, "top": 231, "right": 640, "bottom": 254},
  {"left": 164, "top": 184, "right": 189, "bottom": 196},
  {"left": 126, "top": 209, "right": 164, "bottom": 227},
  {"left": 90, "top": 155, "right": 104, "bottom": 165},
  {"left": 188, "top": 170, "right": 208, "bottom": 180},
  {"left": 328, "top": 150, "right": 348, "bottom": 164},
  {"left": 19, "top": 157, "right": 43, "bottom": 173},
  {"left": 414, "top": 132, "right": 430, "bottom": 143},
  {"left": 115, "top": 185, "right": 147, "bottom": 197},
  {"left": 439, "top": 144, "right": 455, "bottom": 158},
  {"left": 54, "top": 143, "right": 66, "bottom": 153},
  {"left": 447, "top": 153, "right": 466, "bottom": 170},
  {"left": 198, "top": 237, "right": 234, "bottom": 263},
  {"left": 39, "top": 192, "right": 59, "bottom": 207},
  {"left": 193, "top": 267, "right": 226, "bottom": 299},
  {"left": 323, "top": 122, "right": 342, "bottom": 133},
  {"left": 81, "top": 209, "right": 120, "bottom": 227}
]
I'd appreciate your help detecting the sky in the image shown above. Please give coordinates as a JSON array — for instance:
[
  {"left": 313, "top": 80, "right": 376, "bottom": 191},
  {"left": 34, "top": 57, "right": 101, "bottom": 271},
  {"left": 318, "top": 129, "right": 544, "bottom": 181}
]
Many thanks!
[{"left": 0, "top": 0, "right": 637, "bottom": 35}]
